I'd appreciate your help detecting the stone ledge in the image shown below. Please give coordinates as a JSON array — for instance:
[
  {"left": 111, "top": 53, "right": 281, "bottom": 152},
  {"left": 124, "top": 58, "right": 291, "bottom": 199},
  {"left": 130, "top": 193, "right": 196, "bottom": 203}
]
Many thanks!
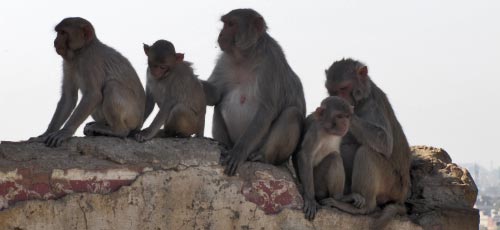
[{"left": 0, "top": 138, "right": 477, "bottom": 229}]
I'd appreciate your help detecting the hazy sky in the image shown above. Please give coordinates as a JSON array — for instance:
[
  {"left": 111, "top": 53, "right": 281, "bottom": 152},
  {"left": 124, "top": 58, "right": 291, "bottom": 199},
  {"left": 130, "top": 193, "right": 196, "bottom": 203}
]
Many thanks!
[{"left": 1, "top": 0, "right": 499, "bottom": 168}]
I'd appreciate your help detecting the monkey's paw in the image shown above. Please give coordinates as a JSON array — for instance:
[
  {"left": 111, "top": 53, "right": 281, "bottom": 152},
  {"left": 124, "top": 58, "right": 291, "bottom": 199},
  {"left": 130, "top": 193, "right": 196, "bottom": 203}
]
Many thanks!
[
  {"left": 134, "top": 129, "right": 155, "bottom": 143},
  {"left": 45, "top": 129, "right": 73, "bottom": 148},
  {"left": 350, "top": 193, "right": 366, "bottom": 208},
  {"left": 28, "top": 133, "right": 49, "bottom": 143},
  {"left": 303, "top": 198, "right": 319, "bottom": 221},
  {"left": 223, "top": 149, "right": 245, "bottom": 176},
  {"left": 83, "top": 122, "right": 98, "bottom": 136}
]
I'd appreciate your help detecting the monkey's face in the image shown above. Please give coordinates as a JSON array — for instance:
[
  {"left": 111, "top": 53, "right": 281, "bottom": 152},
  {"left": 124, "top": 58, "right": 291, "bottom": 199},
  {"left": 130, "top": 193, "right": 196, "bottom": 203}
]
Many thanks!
[
  {"left": 321, "top": 109, "right": 352, "bottom": 136},
  {"left": 326, "top": 80, "right": 355, "bottom": 106},
  {"left": 148, "top": 58, "right": 175, "bottom": 80},
  {"left": 54, "top": 25, "right": 91, "bottom": 61},
  {"left": 218, "top": 10, "right": 266, "bottom": 54},
  {"left": 218, "top": 16, "right": 238, "bottom": 53}
]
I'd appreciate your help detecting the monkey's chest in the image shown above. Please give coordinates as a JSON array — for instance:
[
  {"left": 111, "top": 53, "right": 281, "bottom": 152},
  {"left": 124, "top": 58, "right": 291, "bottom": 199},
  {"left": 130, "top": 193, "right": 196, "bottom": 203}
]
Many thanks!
[
  {"left": 313, "top": 136, "right": 342, "bottom": 166},
  {"left": 220, "top": 85, "right": 258, "bottom": 142}
]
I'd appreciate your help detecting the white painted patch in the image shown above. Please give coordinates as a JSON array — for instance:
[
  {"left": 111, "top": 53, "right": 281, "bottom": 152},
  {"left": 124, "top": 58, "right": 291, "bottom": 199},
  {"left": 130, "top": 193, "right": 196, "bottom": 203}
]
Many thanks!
[
  {"left": 0, "top": 169, "right": 23, "bottom": 183},
  {"left": 51, "top": 168, "right": 140, "bottom": 181}
]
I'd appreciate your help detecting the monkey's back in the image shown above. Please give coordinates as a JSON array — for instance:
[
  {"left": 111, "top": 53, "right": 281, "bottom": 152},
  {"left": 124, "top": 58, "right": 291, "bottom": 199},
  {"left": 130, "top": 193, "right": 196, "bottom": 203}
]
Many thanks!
[
  {"left": 148, "top": 61, "right": 205, "bottom": 115},
  {"left": 371, "top": 82, "right": 411, "bottom": 201}
]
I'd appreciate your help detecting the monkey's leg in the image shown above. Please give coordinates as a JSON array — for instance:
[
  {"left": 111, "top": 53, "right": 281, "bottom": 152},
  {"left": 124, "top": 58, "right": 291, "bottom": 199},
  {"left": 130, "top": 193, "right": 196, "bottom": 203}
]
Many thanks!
[
  {"left": 164, "top": 104, "right": 199, "bottom": 138},
  {"left": 196, "top": 113, "right": 205, "bottom": 137},
  {"left": 349, "top": 146, "right": 387, "bottom": 211},
  {"left": 86, "top": 81, "right": 141, "bottom": 137},
  {"left": 320, "top": 146, "right": 383, "bottom": 214},
  {"left": 341, "top": 143, "right": 358, "bottom": 194},
  {"left": 249, "top": 107, "right": 302, "bottom": 164},
  {"left": 212, "top": 106, "right": 233, "bottom": 148},
  {"left": 324, "top": 154, "right": 345, "bottom": 200}
]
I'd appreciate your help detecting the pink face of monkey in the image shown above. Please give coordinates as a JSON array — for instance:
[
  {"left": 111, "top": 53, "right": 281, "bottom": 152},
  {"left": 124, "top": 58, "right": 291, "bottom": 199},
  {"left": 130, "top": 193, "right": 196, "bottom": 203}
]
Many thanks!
[{"left": 314, "top": 96, "right": 353, "bottom": 136}]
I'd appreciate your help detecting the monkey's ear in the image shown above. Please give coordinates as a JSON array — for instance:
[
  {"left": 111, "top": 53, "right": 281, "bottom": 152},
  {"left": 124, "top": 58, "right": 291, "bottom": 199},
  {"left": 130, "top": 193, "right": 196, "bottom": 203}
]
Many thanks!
[
  {"left": 82, "top": 25, "right": 94, "bottom": 42},
  {"left": 253, "top": 16, "right": 265, "bottom": 35},
  {"left": 175, "top": 53, "right": 184, "bottom": 63},
  {"left": 143, "top": 44, "right": 150, "bottom": 56},
  {"left": 314, "top": 107, "right": 325, "bottom": 119},
  {"left": 358, "top": 66, "right": 368, "bottom": 77},
  {"left": 357, "top": 66, "right": 369, "bottom": 83}
]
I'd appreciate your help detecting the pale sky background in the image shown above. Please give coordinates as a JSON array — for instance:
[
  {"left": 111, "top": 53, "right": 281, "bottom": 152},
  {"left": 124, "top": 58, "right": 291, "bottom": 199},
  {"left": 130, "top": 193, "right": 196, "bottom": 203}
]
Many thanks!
[{"left": 0, "top": 0, "right": 499, "bottom": 169}]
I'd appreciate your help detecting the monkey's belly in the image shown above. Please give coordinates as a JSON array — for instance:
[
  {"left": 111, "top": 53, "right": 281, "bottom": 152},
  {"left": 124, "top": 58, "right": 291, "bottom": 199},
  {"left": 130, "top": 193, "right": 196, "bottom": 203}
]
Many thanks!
[{"left": 220, "top": 89, "right": 258, "bottom": 143}]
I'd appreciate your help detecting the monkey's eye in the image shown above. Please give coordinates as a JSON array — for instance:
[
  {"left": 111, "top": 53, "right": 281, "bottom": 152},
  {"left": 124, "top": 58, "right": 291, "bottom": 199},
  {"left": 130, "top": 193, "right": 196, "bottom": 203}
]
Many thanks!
[
  {"left": 336, "top": 114, "right": 348, "bottom": 119},
  {"left": 227, "top": 21, "right": 235, "bottom": 27}
]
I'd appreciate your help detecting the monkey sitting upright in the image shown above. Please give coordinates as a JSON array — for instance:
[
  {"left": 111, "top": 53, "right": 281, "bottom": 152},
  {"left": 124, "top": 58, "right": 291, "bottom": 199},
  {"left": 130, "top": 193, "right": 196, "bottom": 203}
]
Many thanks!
[
  {"left": 321, "top": 58, "right": 411, "bottom": 229},
  {"left": 134, "top": 40, "right": 206, "bottom": 142},
  {"left": 31, "top": 17, "right": 145, "bottom": 147},
  {"left": 295, "top": 96, "right": 353, "bottom": 220}
]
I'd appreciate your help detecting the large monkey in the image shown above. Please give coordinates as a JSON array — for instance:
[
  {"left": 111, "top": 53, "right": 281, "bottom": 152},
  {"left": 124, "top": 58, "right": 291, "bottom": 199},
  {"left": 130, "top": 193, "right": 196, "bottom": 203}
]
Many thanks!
[
  {"left": 295, "top": 96, "right": 353, "bottom": 220},
  {"left": 203, "top": 9, "right": 306, "bottom": 176},
  {"left": 135, "top": 40, "right": 205, "bottom": 142},
  {"left": 31, "top": 17, "right": 145, "bottom": 147},
  {"left": 320, "top": 58, "right": 411, "bottom": 229}
]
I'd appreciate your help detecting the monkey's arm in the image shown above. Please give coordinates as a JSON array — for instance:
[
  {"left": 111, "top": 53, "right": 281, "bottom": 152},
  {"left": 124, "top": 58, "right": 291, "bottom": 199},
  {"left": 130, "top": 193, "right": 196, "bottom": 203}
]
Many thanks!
[
  {"left": 43, "top": 76, "right": 78, "bottom": 135},
  {"left": 201, "top": 80, "right": 221, "bottom": 106},
  {"left": 143, "top": 87, "right": 155, "bottom": 122},
  {"left": 297, "top": 130, "right": 320, "bottom": 220},
  {"left": 62, "top": 90, "right": 102, "bottom": 133},
  {"left": 135, "top": 101, "right": 174, "bottom": 142},
  {"left": 224, "top": 106, "right": 276, "bottom": 175},
  {"left": 349, "top": 105, "right": 393, "bottom": 158}
]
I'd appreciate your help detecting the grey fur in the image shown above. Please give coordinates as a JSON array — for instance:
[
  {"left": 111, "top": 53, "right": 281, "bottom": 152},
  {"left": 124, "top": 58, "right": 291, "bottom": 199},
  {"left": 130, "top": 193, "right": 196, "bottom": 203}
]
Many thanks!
[
  {"left": 32, "top": 17, "right": 145, "bottom": 147},
  {"left": 322, "top": 58, "right": 411, "bottom": 230},
  {"left": 203, "top": 9, "right": 306, "bottom": 176}
]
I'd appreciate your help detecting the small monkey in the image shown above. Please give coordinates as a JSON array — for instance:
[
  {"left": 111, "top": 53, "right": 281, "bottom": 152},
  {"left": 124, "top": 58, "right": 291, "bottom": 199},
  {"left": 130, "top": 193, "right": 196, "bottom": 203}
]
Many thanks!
[
  {"left": 321, "top": 58, "right": 411, "bottom": 229},
  {"left": 135, "top": 40, "right": 205, "bottom": 142},
  {"left": 203, "top": 9, "right": 306, "bottom": 176},
  {"left": 295, "top": 96, "right": 353, "bottom": 220},
  {"left": 31, "top": 17, "right": 145, "bottom": 147}
]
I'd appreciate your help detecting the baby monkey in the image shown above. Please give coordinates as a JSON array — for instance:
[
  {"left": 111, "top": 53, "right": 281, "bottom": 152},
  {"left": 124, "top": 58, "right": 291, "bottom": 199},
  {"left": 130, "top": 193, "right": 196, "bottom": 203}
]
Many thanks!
[
  {"left": 295, "top": 96, "right": 353, "bottom": 220},
  {"left": 135, "top": 40, "right": 206, "bottom": 142}
]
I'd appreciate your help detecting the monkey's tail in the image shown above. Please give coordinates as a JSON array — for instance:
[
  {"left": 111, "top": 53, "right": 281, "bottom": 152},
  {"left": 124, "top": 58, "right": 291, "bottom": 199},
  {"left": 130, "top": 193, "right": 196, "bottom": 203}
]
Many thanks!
[{"left": 372, "top": 203, "right": 406, "bottom": 230}]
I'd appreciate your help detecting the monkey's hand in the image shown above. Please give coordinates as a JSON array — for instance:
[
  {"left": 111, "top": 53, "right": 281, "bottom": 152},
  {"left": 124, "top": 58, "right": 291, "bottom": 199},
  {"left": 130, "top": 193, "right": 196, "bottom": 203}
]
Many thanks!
[
  {"left": 134, "top": 128, "right": 155, "bottom": 143},
  {"left": 45, "top": 129, "right": 73, "bottom": 148},
  {"left": 303, "top": 198, "right": 319, "bottom": 221},
  {"left": 28, "top": 132, "right": 51, "bottom": 143},
  {"left": 223, "top": 148, "right": 246, "bottom": 176}
]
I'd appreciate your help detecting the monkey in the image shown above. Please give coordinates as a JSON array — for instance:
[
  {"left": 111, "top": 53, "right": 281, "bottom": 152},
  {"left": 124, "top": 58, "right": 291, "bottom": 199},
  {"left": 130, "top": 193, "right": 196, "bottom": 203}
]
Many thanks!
[
  {"left": 320, "top": 58, "right": 411, "bottom": 229},
  {"left": 30, "top": 17, "right": 145, "bottom": 147},
  {"left": 134, "top": 40, "right": 206, "bottom": 142},
  {"left": 295, "top": 96, "right": 353, "bottom": 221},
  {"left": 202, "top": 9, "right": 306, "bottom": 176}
]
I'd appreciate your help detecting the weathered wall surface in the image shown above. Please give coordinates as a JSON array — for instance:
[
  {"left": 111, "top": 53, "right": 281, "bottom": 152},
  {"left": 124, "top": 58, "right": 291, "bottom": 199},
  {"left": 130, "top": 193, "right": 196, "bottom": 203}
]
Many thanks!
[{"left": 0, "top": 138, "right": 477, "bottom": 230}]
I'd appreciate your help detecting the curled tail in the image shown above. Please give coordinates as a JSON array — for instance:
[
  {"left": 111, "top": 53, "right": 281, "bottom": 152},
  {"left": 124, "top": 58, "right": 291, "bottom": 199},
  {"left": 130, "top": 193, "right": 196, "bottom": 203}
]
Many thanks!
[{"left": 372, "top": 203, "right": 406, "bottom": 230}]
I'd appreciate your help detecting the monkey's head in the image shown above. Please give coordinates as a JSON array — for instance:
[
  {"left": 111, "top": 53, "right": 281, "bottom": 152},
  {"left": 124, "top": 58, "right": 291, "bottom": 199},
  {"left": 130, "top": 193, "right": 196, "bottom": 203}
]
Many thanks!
[
  {"left": 143, "top": 40, "right": 184, "bottom": 80},
  {"left": 314, "top": 96, "right": 353, "bottom": 136},
  {"left": 218, "top": 9, "right": 267, "bottom": 54},
  {"left": 325, "top": 58, "right": 372, "bottom": 106},
  {"left": 54, "top": 17, "right": 96, "bottom": 61}
]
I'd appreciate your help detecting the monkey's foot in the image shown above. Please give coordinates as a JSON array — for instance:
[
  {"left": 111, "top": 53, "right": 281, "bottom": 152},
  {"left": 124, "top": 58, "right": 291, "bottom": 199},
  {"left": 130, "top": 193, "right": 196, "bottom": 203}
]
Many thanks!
[
  {"left": 248, "top": 151, "right": 264, "bottom": 162},
  {"left": 341, "top": 193, "right": 366, "bottom": 209},
  {"left": 83, "top": 122, "right": 98, "bottom": 136}
]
